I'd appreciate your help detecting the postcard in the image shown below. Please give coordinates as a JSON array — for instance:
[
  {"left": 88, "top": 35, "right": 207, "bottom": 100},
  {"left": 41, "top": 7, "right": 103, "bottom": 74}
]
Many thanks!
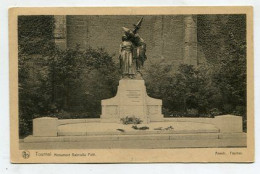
[{"left": 9, "top": 7, "right": 254, "bottom": 163}]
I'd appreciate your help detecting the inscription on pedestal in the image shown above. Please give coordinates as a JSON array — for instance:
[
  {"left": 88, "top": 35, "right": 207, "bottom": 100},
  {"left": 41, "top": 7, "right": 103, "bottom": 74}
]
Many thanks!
[
  {"left": 126, "top": 90, "right": 142, "bottom": 103},
  {"left": 101, "top": 79, "right": 163, "bottom": 122}
]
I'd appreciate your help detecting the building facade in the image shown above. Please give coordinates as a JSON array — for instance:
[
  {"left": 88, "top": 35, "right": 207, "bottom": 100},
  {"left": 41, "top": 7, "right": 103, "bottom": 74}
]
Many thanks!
[{"left": 54, "top": 15, "right": 204, "bottom": 67}]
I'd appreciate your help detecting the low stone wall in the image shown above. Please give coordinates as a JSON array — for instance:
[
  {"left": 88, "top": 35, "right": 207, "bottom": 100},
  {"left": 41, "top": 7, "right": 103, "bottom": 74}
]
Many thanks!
[
  {"left": 33, "top": 118, "right": 100, "bottom": 137},
  {"left": 164, "top": 115, "right": 243, "bottom": 133},
  {"left": 164, "top": 117, "right": 214, "bottom": 124},
  {"left": 58, "top": 118, "right": 100, "bottom": 125},
  {"left": 214, "top": 115, "right": 243, "bottom": 132},
  {"left": 33, "top": 117, "right": 58, "bottom": 137}
]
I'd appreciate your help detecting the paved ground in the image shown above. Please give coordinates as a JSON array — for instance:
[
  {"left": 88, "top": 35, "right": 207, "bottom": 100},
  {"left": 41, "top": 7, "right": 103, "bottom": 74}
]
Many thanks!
[{"left": 20, "top": 138, "right": 246, "bottom": 149}]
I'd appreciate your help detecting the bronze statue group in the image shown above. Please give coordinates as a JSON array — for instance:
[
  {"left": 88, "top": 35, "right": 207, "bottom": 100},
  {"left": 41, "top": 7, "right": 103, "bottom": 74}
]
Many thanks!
[{"left": 119, "top": 17, "right": 147, "bottom": 79}]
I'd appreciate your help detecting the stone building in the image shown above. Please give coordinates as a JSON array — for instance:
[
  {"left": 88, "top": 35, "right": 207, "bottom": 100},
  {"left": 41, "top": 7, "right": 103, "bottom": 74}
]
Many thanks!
[{"left": 54, "top": 15, "right": 205, "bottom": 68}]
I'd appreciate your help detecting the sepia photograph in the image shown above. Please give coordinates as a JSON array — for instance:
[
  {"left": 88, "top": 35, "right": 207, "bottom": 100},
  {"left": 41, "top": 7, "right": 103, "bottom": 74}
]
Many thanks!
[{"left": 9, "top": 7, "right": 254, "bottom": 163}]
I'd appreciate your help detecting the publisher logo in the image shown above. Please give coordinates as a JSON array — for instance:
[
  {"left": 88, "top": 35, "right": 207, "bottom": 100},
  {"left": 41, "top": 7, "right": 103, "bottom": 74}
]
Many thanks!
[{"left": 22, "top": 151, "right": 30, "bottom": 159}]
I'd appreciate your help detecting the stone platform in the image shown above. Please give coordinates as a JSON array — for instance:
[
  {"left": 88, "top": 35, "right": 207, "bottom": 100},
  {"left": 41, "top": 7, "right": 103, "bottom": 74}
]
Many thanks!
[
  {"left": 21, "top": 115, "right": 246, "bottom": 149},
  {"left": 22, "top": 120, "right": 247, "bottom": 149}
]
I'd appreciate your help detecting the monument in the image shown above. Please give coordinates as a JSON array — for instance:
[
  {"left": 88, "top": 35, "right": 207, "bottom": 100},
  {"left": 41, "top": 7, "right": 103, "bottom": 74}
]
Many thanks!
[{"left": 101, "top": 17, "right": 164, "bottom": 123}]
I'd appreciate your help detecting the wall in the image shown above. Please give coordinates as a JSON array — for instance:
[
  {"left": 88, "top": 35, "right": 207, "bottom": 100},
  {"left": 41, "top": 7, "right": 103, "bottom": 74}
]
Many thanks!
[{"left": 54, "top": 15, "right": 199, "bottom": 68}]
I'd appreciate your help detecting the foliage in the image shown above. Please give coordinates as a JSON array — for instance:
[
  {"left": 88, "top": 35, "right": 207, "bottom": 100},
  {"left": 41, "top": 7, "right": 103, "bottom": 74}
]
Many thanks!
[
  {"left": 116, "top": 129, "right": 125, "bottom": 132},
  {"left": 120, "top": 116, "right": 143, "bottom": 125},
  {"left": 197, "top": 14, "right": 247, "bottom": 130},
  {"left": 132, "top": 125, "right": 149, "bottom": 130},
  {"left": 18, "top": 15, "right": 55, "bottom": 55},
  {"left": 144, "top": 60, "right": 245, "bottom": 117},
  {"left": 18, "top": 16, "right": 55, "bottom": 136},
  {"left": 154, "top": 126, "right": 173, "bottom": 131},
  {"left": 18, "top": 46, "right": 120, "bottom": 136}
]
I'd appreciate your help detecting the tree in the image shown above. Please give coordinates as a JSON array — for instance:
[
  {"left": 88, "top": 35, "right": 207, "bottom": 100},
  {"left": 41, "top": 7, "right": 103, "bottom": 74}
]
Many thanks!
[
  {"left": 197, "top": 14, "right": 247, "bottom": 130},
  {"left": 18, "top": 16, "right": 55, "bottom": 136},
  {"left": 50, "top": 47, "right": 120, "bottom": 117}
]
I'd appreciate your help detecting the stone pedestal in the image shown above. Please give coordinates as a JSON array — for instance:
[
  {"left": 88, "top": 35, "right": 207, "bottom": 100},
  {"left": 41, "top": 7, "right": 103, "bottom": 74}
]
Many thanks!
[
  {"left": 214, "top": 115, "right": 243, "bottom": 132},
  {"left": 33, "top": 117, "right": 58, "bottom": 137},
  {"left": 101, "top": 79, "right": 164, "bottom": 123}
]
